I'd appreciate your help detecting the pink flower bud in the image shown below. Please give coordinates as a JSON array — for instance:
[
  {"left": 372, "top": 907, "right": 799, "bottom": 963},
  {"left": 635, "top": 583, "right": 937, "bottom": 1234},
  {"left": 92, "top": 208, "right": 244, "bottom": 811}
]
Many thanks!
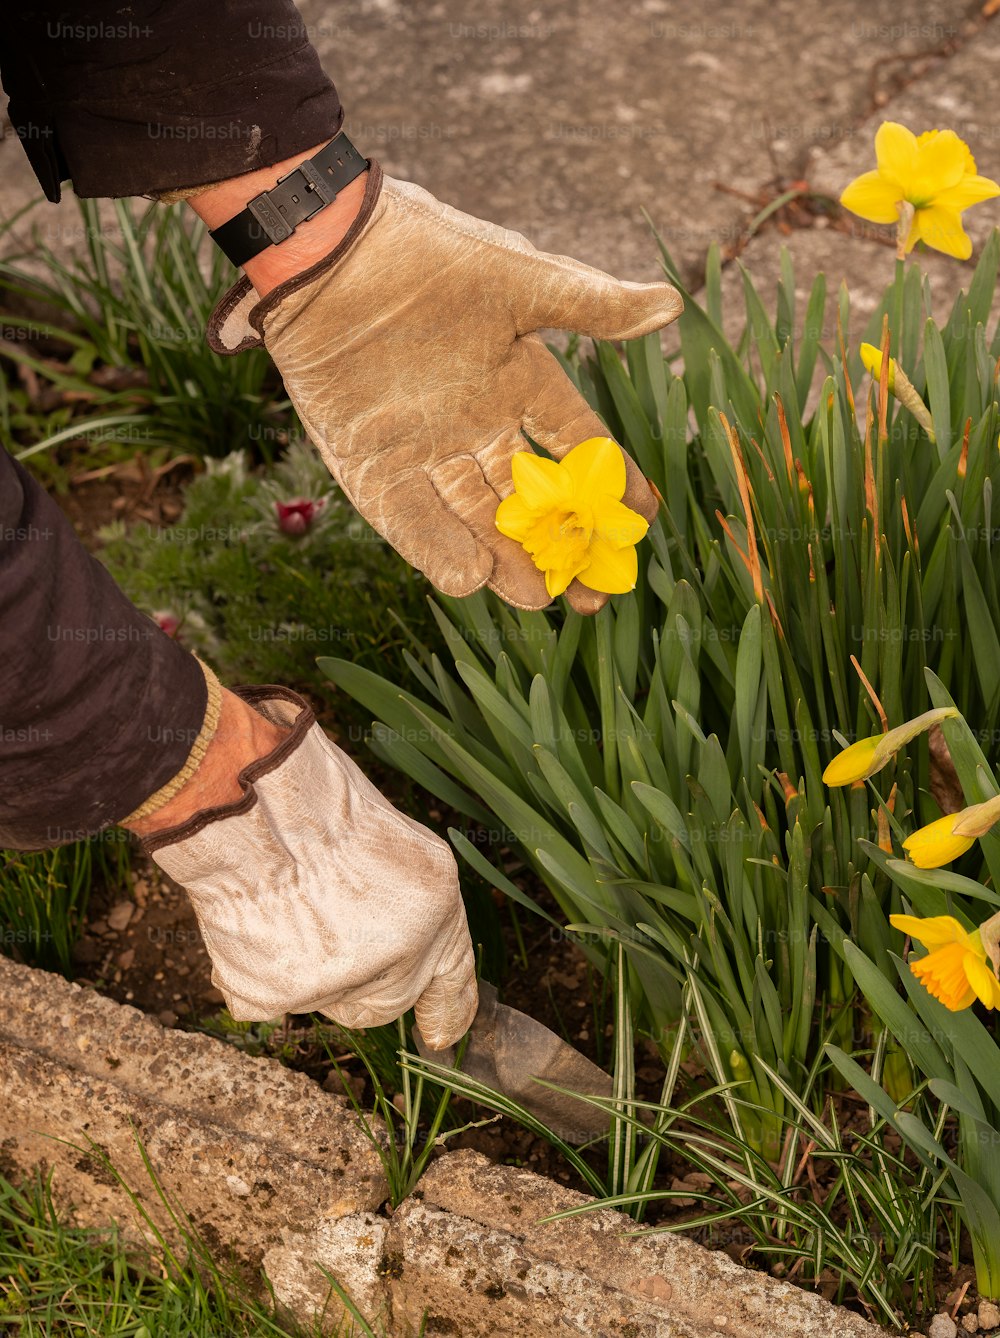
[
  {"left": 153, "top": 610, "right": 180, "bottom": 638},
  {"left": 275, "top": 497, "right": 324, "bottom": 536}
]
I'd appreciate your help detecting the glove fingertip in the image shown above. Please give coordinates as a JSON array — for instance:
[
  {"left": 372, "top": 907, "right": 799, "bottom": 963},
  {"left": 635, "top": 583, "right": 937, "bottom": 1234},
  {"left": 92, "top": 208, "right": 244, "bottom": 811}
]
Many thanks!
[
  {"left": 607, "top": 281, "right": 684, "bottom": 340},
  {"left": 414, "top": 968, "right": 479, "bottom": 1051},
  {"left": 564, "top": 583, "right": 608, "bottom": 617}
]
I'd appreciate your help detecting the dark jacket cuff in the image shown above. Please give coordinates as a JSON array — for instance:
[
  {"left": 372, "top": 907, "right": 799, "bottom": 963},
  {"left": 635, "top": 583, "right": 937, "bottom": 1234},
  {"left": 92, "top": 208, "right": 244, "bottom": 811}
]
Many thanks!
[
  {"left": 0, "top": 448, "right": 211, "bottom": 849},
  {"left": 0, "top": 1, "right": 343, "bottom": 201}
]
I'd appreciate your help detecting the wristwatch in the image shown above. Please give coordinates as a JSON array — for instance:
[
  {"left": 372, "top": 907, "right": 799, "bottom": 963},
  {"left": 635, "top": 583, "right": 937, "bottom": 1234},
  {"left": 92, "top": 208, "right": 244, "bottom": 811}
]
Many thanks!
[{"left": 209, "top": 132, "right": 369, "bottom": 267}]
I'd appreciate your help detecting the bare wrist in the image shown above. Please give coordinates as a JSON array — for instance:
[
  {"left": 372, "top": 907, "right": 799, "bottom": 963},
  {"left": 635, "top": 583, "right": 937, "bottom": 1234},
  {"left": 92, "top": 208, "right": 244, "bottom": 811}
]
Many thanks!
[
  {"left": 123, "top": 688, "right": 289, "bottom": 839},
  {"left": 187, "top": 141, "right": 369, "bottom": 298}
]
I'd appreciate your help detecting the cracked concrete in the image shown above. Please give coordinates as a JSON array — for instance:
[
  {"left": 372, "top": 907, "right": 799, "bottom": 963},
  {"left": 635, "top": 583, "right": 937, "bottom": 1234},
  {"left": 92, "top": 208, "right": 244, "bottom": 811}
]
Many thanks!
[
  {"left": 0, "top": 958, "right": 885, "bottom": 1337},
  {"left": 0, "top": 955, "right": 388, "bottom": 1300}
]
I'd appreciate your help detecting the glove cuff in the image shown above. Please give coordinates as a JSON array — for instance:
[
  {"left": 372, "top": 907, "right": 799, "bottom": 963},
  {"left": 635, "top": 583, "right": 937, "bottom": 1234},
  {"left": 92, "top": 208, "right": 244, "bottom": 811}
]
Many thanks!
[
  {"left": 138, "top": 685, "right": 315, "bottom": 855},
  {"left": 205, "top": 159, "right": 385, "bottom": 357}
]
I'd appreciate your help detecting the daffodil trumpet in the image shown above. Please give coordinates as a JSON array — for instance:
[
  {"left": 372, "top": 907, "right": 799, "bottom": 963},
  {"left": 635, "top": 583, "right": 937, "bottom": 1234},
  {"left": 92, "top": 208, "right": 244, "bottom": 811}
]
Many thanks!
[
  {"left": 495, "top": 437, "right": 649, "bottom": 599},
  {"left": 891, "top": 913, "right": 1000, "bottom": 1011}
]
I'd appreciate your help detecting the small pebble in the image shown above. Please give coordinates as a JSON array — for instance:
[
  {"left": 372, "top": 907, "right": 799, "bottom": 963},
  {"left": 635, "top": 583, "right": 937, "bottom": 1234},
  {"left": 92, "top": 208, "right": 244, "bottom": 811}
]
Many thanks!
[
  {"left": 962, "top": 1315, "right": 979, "bottom": 1334},
  {"left": 107, "top": 901, "right": 134, "bottom": 932},
  {"left": 157, "top": 1009, "right": 177, "bottom": 1028},
  {"left": 116, "top": 949, "right": 135, "bottom": 970},
  {"left": 980, "top": 1301, "right": 1000, "bottom": 1331},
  {"left": 930, "top": 1315, "right": 958, "bottom": 1338}
]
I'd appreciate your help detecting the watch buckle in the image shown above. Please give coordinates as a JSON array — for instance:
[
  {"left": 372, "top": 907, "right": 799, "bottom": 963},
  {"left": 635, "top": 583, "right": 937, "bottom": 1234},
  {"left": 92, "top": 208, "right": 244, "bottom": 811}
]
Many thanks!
[
  {"left": 246, "top": 158, "right": 339, "bottom": 247},
  {"left": 246, "top": 191, "right": 294, "bottom": 246}
]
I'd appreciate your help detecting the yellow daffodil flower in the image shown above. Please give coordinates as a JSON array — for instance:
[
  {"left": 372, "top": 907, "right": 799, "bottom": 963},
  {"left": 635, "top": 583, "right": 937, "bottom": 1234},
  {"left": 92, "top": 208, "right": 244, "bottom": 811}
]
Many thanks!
[
  {"left": 841, "top": 122, "right": 1000, "bottom": 260},
  {"left": 890, "top": 913, "right": 1000, "bottom": 1010},
  {"left": 495, "top": 437, "right": 649, "bottom": 598},
  {"left": 904, "top": 794, "right": 1000, "bottom": 868},
  {"left": 822, "top": 707, "right": 957, "bottom": 786}
]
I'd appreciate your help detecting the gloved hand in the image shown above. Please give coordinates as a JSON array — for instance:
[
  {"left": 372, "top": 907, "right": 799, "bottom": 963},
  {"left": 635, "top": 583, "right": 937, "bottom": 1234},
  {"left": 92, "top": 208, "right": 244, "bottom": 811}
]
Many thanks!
[
  {"left": 140, "top": 686, "right": 477, "bottom": 1050},
  {"left": 207, "top": 162, "right": 683, "bottom": 615}
]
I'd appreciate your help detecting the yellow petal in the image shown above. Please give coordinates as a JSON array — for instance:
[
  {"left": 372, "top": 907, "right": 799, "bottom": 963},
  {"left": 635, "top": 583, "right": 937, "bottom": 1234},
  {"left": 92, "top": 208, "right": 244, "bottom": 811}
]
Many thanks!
[
  {"left": 874, "top": 122, "right": 919, "bottom": 188},
  {"left": 860, "top": 343, "right": 896, "bottom": 391},
  {"left": 964, "top": 953, "right": 1000, "bottom": 1010},
  {"left": 495, "top": 492, "right": 538, "bottom": 543},
  {"left": 592, "top": 495, "right": 649, "bottom": 549},
  {"left": 544, "top": 560, "right": 584, "bottom": 599},
  {"left": 917, "top": 128, "right": 977, "bottom": 176},
  {"left": 561, "top": 437, "right": 626, "bottom": 503},
  {"left": 510, "top": 451, "right": 572, "bottom": 512},
  {"left": 889, "top": 913, "right": 968, "bottom": 949},
  {"left": 903, "top": 814, "right": 977, "bottom": 868},
  {"left": 840, "top": 170, "right": 903, "bottom": 225},
  {"left": 909, "top": 128, "right": 970, "bottom": 200},
  {"left": 822, "top": 735, "right": 883, "bottom": 786},
  {"left": 935, "top": 174, "right": 1000, "bottom": 213},
  {"left": 578, "top": 536, "right": 638, "bottom": 594},
  {"left": 912, "top": 205, "right": 973, "bottom": 260}
]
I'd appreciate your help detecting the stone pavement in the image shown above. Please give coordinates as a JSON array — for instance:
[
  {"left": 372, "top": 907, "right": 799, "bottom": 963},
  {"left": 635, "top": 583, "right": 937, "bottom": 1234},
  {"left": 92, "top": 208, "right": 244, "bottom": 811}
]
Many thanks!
[
  {"left": 725, "top": 8, "right": 1000, "bottom": 345},
  {"left": 1, "top": 0, "right": 997, "bottom": 313}
]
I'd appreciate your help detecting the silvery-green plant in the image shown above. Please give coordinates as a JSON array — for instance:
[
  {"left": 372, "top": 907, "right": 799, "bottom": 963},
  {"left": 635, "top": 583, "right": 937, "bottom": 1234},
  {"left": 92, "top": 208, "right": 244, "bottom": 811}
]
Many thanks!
[{"left": 322, "top": 230, "right": 1000, "bottom": 1167}]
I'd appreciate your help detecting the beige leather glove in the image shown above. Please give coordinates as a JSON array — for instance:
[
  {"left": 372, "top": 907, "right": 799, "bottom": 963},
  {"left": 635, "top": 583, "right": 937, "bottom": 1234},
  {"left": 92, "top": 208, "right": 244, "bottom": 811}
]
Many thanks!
[
  {"left": 141, "top": 686, "right": 477, "bottom": 1050},
  {"left": 207, "top": 162, "right": 682, "bottom": 615}
]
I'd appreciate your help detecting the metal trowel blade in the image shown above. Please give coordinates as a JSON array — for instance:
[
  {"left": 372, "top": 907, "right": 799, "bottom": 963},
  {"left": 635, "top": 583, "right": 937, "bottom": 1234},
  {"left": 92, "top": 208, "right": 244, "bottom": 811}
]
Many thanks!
[{"left": 412, "top": 981, "right": 612, "bottom": 1143}]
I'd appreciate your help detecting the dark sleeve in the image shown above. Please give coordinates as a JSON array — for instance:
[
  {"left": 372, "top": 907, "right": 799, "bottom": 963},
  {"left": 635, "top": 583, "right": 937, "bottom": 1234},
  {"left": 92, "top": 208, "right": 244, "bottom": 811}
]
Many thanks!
[
  {"left": 0, "top": 447, "right": 209, "bottom": 850},
  {"left": 0, "top": 1, "right": 343, "bottom": 202}
]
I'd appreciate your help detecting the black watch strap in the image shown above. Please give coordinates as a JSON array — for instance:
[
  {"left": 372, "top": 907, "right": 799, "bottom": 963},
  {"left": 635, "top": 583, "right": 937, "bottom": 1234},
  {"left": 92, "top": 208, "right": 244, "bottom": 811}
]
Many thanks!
[{"left": 209, "top": 132, "right": 369, "bottom": 267}]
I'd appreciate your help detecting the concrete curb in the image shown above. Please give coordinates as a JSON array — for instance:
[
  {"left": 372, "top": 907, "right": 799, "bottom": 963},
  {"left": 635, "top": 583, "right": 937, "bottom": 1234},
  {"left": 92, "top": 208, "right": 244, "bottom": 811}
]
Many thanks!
[
  {"left": 385, "top": 1151, "right": 883, "bottom": 1337},
  {"left": 0, "top": 959, "right": 885, "bottom": 1336},
  {"left": 0, "top": 957, "right": 388, "bottom": 1290}
]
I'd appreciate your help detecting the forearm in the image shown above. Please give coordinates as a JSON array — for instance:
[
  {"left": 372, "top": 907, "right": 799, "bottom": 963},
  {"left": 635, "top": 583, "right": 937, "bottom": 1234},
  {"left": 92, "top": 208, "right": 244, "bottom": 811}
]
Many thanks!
[
  {"left": 186, "top": 145, "right": 369, "bottom": 297},
  {"left": 123, "top": 687, "right": 288, "bottom": 840}
]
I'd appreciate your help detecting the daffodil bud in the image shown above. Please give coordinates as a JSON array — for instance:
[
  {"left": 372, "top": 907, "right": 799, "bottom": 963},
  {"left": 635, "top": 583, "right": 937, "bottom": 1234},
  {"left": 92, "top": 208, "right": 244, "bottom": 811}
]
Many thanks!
[
  {"left": 902, "top": 814, "right": 976, "bottom": 869},
  {"left": 822, "top": 706, "right": 958, "bottom": 786},
  {"left": 860, "top": 343, "right": 896, "bottom": 392},
  {"left": 858, "top": 343, "right": 936, "bottom": 441}
]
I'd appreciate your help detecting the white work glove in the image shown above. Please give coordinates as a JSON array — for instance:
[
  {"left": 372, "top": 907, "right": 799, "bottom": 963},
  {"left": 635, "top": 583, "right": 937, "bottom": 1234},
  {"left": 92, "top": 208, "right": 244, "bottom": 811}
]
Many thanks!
[{"left": 141, "top": 686, "right": 477, "bottom": 1049}]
